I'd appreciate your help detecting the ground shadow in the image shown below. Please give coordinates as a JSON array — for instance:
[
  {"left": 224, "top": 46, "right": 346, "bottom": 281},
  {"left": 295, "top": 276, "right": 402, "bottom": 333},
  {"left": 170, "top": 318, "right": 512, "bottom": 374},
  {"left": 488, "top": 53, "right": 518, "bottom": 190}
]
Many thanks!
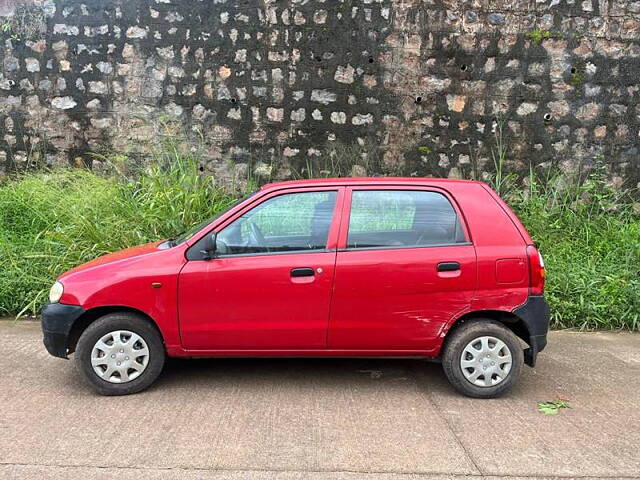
[{"left": 154, "top": 356, "right": 451, "bottom": 392}]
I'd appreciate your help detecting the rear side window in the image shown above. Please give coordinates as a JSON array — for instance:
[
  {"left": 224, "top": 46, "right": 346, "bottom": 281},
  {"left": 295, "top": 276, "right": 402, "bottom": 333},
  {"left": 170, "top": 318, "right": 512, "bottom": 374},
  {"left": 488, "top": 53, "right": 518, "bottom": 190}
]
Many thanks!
[{"left": 347, "top": 190, "right": 466, "bottom": 249}]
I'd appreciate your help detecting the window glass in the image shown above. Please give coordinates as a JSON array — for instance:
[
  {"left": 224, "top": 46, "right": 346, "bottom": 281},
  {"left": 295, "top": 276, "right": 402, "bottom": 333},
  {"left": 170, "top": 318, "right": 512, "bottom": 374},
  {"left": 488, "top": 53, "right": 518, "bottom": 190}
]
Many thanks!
[
  {"left": 347, "top": 190, "right": 466, "bottom": 248},
  {"left": 216, "top": 191, "right": 337, "bottom": 255},
  {"left": 173, "top": 192, "right": 256, "bottom": 245}
]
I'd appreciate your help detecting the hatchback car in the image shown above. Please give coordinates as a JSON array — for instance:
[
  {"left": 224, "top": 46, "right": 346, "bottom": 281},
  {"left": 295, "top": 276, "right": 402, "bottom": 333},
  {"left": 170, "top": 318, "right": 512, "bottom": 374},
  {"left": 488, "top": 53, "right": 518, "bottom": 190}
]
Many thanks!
[{"left": 42, "top": 178, "right": 549, "bottom": 397}]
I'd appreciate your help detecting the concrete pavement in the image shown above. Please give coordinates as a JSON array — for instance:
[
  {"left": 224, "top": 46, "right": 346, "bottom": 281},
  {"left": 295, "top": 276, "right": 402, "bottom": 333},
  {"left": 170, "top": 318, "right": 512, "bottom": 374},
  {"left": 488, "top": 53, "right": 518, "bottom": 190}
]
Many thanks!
[{"left": 0, "top": 320, "right": 639, "bottom": 480}]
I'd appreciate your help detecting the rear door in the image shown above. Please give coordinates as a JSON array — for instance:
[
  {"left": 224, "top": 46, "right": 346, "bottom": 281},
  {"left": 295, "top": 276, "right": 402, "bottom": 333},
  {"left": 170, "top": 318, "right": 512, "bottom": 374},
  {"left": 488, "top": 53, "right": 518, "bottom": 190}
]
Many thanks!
[{"left": 328, "top": 187, "right": 477, "bottom": 351}]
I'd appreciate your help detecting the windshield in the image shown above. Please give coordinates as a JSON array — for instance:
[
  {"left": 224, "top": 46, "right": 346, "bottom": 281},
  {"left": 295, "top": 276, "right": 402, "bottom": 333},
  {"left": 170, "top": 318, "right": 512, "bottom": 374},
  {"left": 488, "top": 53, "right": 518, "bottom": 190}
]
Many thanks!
[{"left": 172, "top": 192, "right": 256, "bottom": 245}]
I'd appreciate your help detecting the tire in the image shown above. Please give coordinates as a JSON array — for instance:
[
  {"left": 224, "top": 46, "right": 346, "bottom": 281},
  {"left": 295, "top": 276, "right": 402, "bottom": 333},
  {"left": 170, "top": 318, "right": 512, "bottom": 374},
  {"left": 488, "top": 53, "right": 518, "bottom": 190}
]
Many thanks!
[
  {"left": 74, "top": 313, "right": 165, "bottom": 396},
  {"left": 442, "top": 319, "right": 524, "bottom": 398}
]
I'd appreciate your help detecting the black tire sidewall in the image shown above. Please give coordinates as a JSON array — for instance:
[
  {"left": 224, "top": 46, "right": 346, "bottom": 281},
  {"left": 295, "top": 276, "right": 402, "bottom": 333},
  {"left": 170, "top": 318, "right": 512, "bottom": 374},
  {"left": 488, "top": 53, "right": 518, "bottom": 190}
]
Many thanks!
[
  {"left": 442, "top": 319, "right": 524, "bottom": 398},
  {"left": 75, "top": 313, "right": 165, "bottom": 396}
]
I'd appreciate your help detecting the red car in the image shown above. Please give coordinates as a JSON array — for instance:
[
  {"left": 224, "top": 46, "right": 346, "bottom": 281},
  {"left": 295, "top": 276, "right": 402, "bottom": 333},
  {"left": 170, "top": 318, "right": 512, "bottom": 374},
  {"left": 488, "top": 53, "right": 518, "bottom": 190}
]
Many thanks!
[{"left": 42, "top": 178, "right": 549, "bottom": 398}]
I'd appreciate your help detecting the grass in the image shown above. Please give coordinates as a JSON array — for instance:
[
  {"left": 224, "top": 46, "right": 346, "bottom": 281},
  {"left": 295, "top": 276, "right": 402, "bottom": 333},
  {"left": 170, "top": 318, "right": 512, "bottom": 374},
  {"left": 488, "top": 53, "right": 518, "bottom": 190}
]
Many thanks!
[
  {"left": 0, "top": 145, "right": 638, "bottom": 331},
  {"left": 526, "top": 29, "right": 555, "bottom": 45},
  {"left": 0, "top": 146, "right": 243, "bottom": 316},
  {"left": 508, "top": 169, "right": 640, "bottom": 331}
]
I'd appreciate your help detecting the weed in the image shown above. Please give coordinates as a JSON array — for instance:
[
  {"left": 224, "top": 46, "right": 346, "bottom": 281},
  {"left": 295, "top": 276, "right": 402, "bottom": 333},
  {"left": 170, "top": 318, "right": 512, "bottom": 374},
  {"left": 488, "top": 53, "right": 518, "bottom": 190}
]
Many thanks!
[
  {"left": 526, "top": 29, "right": 555, "bottom": 45},
  {"left": 570, "top": 70, "right": 584, "bottom": 86},
  {"left": 538, "top": 399, "right": 571, "bottom": 415},
  {"left": 0, "top": 4, "right": 46, "bottom": 42},
  {"left": 0, "top": 140, "right": 247, "bottom": 316},
  {"left": 0, "top": 142, "right": 638, "bottom": 330},
  {"left": 489, "top": 117, "right": 517, "bottom": 196},
  {"left": 507, "top": 164, "right": 640, "bottom": 331}
]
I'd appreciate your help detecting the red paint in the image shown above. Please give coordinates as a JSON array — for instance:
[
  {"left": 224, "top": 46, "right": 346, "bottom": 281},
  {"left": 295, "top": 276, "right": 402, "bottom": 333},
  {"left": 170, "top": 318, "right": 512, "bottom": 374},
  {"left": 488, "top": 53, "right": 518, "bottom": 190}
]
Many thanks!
[
  {"left": 495, "top": 258, "right": 526, "bottom": 284},
  {"left": 62, "top": 241, "right": 164, "bottom": 276},
  {"left": 328, "top": 244, "right": 477, "bottom": 350},
  {"left": 55, "top": 178, "right": 545, "bottom": 358},
  {"left": 178, "top": 251, "right": 337, "bottom": 349}
]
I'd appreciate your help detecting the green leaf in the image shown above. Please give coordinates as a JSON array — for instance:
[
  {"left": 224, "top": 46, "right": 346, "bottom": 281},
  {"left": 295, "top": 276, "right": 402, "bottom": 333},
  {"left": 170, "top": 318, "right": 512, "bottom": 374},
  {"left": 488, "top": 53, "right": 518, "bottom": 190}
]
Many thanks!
[{"left": 537, "top": 399, "right": 571, "bottom": 415}]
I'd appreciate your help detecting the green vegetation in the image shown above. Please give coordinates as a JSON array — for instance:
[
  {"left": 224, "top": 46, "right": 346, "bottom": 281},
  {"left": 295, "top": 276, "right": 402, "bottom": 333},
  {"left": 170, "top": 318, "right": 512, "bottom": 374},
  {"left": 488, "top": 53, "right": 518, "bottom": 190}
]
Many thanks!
[
  {"left": 526, "top": 29, "right": 555, "bottom": 45},
  {"left": 507, "top": 168, "right": 639, "bottom": 331},
  {"left": 0, "top": 148, "right": 243, "bottom": 316},
  {"left": 570, "top": 69, "right": 584, "bottom": 87},
  {"left": 0, "top": 4, "right": 46, "bottom": 42},
  {"left": 0, "top": 145, "right": 638, "bottom": 332},
  {"left": 538, "top": 399, "right": 571, "bottom": 415}
]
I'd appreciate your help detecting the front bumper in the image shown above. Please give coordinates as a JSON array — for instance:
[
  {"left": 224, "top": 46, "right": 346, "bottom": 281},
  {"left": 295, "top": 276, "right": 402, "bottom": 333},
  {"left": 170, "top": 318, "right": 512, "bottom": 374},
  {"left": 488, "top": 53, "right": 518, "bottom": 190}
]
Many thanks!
[
  {"left": 41, "top": 303, "right": 85, "bottom": 358},
  {"left": 513, "top": 295, "right": 550, "bottom": 367}
]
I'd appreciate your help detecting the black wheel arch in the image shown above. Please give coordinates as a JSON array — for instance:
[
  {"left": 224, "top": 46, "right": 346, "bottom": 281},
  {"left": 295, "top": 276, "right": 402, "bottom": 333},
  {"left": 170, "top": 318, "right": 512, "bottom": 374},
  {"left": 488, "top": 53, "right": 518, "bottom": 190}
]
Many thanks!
[
  {"left": 446, "top": 310, "right": 530, "bottom": 347},
  {"left": 444, "top": 297, "right": 550, "bottom": 368},
  {"left": 66, "top": 306, "right": 165, "bottom": 355}
]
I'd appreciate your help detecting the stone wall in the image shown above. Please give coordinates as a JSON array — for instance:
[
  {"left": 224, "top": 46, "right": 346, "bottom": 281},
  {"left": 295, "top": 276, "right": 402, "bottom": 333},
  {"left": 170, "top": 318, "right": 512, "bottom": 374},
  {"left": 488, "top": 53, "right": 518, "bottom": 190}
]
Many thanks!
[{"left": 1, "top": 0, "right": 639, "bottom": 185}]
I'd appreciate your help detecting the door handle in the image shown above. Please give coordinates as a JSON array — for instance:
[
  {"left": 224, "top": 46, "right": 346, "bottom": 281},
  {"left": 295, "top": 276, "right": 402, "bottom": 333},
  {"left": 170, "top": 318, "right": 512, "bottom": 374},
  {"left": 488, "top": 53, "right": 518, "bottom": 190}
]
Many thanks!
[
  {"left": 437, "top": 262, "right": 460, "bottom": 272},
  {"left": 291, "top": 267, "right": 315, "bottom": 277}
]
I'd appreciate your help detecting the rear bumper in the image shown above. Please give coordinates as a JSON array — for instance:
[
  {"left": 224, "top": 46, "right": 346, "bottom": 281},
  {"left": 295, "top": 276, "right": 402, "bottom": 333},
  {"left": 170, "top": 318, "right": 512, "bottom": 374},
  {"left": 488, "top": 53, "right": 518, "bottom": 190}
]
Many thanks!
[
  {"left": 41, "top": 303, "right": 85, "bottom": 358},
  {"left": 513, "top": 295, "right": 550, "bottom": 367}
]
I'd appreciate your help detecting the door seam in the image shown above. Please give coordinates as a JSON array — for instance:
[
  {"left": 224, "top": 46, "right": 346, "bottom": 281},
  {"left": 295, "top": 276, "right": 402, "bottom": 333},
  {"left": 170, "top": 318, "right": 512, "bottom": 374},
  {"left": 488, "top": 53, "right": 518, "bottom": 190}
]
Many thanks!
[{"left": 325, "top": 187, "right": 346, "bottom": 348}]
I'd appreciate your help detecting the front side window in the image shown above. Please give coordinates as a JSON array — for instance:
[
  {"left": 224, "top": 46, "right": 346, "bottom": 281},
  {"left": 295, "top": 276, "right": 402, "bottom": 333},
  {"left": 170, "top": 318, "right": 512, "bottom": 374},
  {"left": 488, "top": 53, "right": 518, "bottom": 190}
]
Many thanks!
[
  {"left": 216, "top": 191, "right": 337, "bottom": 255},
  {"left": 347, "top": 190, "right": 466, "bottom": 249},
  {"left": 172, "top": 192, "right": 256, "bottom": 246}
]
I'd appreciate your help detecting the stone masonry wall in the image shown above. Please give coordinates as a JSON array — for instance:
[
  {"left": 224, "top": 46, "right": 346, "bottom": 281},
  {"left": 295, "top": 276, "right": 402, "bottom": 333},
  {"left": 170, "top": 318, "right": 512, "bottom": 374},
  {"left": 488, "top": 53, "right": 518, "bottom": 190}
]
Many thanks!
[{"left": 1, "top": 0, "right": 639, "bottom": 186}]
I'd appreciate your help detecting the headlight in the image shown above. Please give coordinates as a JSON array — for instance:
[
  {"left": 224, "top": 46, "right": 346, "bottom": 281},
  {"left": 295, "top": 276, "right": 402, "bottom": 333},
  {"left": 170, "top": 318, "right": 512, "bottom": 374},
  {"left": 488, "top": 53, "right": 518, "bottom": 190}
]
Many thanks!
[{"left": 49, "top": 281, "right": 64, "bottom": 303}]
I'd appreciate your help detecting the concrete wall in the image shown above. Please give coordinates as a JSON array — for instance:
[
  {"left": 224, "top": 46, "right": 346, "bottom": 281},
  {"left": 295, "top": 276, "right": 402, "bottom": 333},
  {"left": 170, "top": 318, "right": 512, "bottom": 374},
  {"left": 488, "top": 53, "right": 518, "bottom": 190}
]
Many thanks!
[{"left": 1, "top": 0, "right": 639, "bottom": 185}]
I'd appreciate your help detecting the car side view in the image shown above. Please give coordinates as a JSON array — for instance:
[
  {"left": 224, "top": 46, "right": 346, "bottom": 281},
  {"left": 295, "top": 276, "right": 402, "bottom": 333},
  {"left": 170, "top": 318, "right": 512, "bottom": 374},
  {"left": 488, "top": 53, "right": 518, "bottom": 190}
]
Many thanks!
[{"left": 41, "top": 178, "right": 549, "bottom": 398}]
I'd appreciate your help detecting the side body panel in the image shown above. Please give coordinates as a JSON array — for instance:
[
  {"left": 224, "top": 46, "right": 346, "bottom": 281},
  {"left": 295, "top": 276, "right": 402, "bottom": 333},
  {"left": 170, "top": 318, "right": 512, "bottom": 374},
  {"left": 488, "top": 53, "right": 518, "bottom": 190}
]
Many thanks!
[
  {"left": 178, "top": 252, "right": 337, "bottom": 349},
  {"left": 436, "top": 183, "right": 530, "bottom": 345},
  {"left": 58, "top": 244, "right": 186, "bottom": 350},
  {"left": 328, "top": 246, "right": 477, "bottom": 351},
  {"left": 328, "top": 186, "right": 477, "bottom": 352},
  {"left": 177, "top": 187, "right": 345, "bottom": 350}
]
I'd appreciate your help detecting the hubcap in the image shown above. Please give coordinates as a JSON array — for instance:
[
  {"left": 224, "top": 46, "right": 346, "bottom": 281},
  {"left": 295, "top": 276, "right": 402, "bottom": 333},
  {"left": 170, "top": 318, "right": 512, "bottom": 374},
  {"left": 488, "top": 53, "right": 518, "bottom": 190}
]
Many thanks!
[
  {"left": 91, "top": 330, "right": 149, "bottom": 383},
  {"left": 460, "top": 336, "right": 512, "bottom": 387}
]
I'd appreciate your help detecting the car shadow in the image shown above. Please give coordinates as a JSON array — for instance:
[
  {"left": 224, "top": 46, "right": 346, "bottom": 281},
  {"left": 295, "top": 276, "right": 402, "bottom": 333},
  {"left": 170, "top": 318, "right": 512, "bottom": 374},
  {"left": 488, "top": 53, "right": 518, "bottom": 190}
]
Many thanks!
[
  {"left": 153, "top": 356, "right": 451, "bottom": 393},
  {"left": 58, "top": 354, "right": 535, "bottom": 398}
]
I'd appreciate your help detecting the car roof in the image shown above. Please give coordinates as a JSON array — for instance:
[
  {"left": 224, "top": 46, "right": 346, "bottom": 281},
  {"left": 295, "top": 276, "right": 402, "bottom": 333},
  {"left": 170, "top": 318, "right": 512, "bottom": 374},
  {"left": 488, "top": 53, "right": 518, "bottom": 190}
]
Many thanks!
[{"left": 260, "top": 177, "right": 484, "bottom": 191}]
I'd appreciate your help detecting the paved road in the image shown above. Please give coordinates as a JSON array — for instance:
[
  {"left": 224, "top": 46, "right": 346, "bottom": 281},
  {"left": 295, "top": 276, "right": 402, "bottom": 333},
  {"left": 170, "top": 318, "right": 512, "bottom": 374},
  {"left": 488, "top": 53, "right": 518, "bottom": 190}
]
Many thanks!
[{"left": 0, "top": 320, "right": 639, "bottom": 480}]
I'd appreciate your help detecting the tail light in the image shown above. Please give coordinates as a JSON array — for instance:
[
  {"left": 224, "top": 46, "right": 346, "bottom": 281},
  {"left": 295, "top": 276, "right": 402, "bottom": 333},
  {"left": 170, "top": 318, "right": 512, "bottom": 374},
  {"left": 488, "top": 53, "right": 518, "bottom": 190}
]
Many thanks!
[{"left": 526, "top": 245, "right": 546, "bottom": 295}]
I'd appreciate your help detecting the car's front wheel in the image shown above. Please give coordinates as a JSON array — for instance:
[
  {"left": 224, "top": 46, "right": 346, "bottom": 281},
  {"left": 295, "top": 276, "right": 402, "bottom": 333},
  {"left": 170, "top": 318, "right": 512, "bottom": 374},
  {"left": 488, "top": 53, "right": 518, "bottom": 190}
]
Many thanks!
[
  {"left": 74, "top": 313, "right": 165, "bottom": 396},
  {"left": 442, "top": 319, "right": 524, "bottom": 398}
]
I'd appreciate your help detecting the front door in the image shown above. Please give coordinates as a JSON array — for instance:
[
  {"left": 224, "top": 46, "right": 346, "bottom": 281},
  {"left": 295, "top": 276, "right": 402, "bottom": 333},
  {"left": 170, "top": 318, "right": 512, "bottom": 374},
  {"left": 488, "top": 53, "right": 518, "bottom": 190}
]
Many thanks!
[
  {"left": 328, "top": 187, "right": 477, "bottom": 351},
  {"left": 179, "top": 188, "right": 343, "bottom": 350}
]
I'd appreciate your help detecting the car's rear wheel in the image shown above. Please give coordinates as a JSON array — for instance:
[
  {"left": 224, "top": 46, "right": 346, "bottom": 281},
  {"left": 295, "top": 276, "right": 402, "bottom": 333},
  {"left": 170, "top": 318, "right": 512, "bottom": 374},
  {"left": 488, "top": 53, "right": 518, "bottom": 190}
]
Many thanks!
[
  {"left": 442, "top": 319, "right": 523, "bottom": 398},
  {"left": 74, "top": 313, "right": 165, "bottom": 396}
]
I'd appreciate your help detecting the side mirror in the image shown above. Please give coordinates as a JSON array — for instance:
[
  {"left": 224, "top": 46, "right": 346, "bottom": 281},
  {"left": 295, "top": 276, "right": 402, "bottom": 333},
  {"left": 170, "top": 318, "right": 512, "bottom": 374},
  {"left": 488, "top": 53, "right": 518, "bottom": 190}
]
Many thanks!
[{"left": 200, "top": 233, "right": 217, "bottom": 261}]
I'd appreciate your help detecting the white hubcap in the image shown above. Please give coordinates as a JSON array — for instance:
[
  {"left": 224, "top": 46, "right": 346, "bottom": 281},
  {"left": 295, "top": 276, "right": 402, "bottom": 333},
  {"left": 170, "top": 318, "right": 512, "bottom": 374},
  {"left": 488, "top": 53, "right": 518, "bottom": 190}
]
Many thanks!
[
  {"left": 460, "top": 336, "right": 512, "bottom": 387},
  {"left": 91, "top": 330, "right": 149, "bottom": 383}
]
